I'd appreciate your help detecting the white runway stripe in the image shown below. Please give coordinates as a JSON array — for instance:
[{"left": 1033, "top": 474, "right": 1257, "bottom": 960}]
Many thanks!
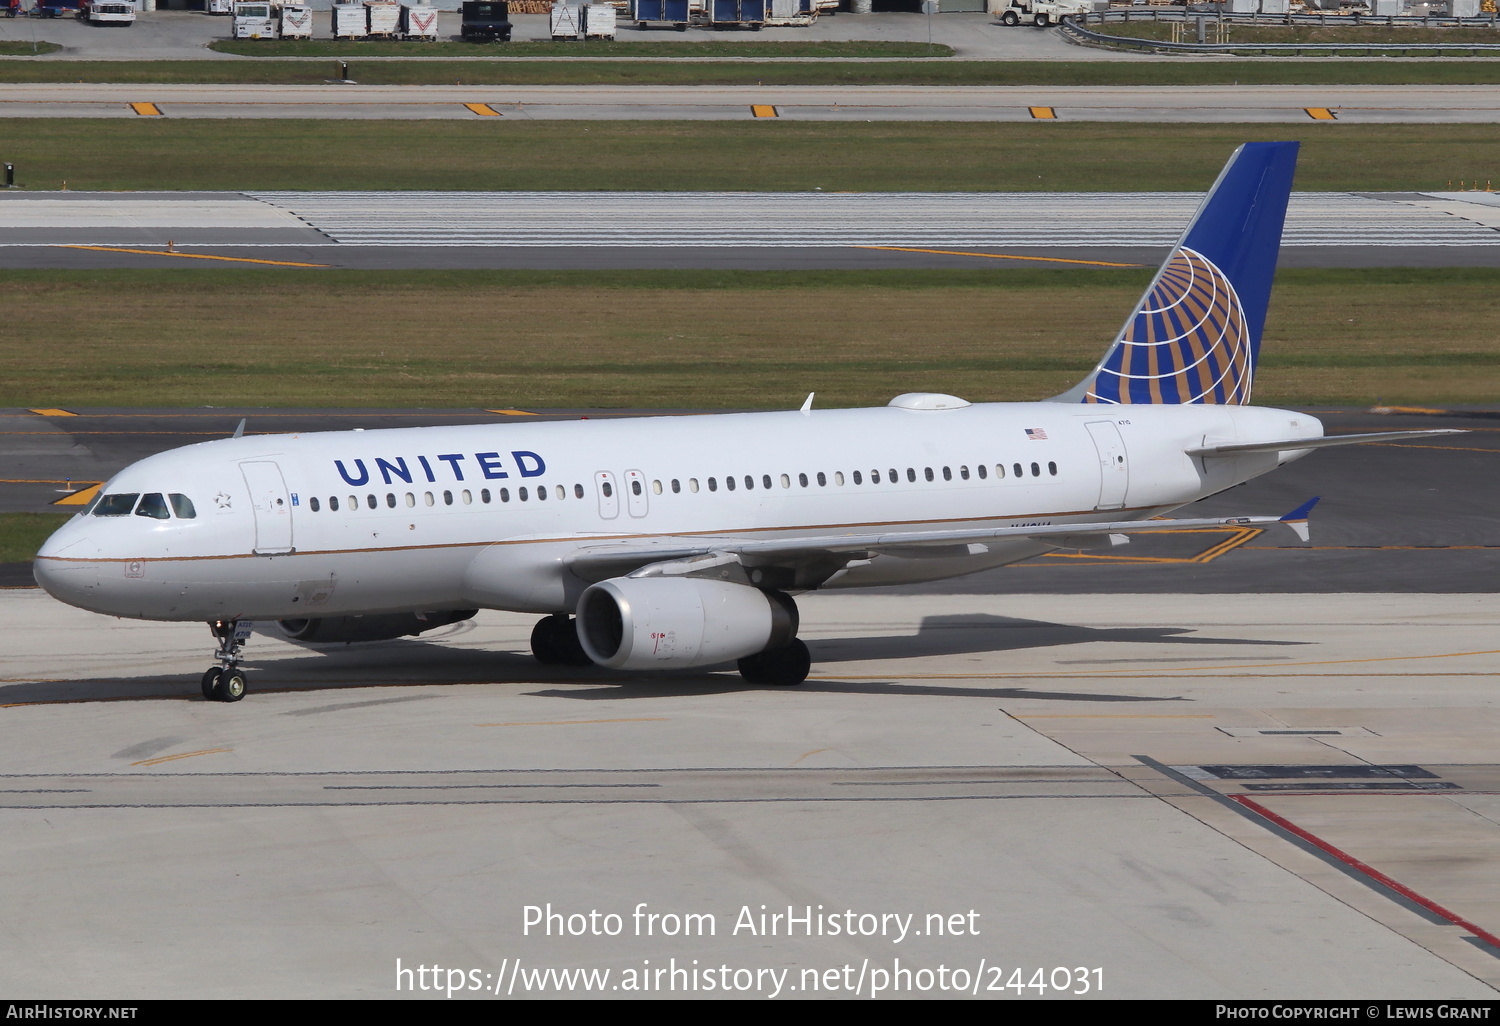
[{"left": 246, "top": 191, "right": 1500, "bottom": 248}]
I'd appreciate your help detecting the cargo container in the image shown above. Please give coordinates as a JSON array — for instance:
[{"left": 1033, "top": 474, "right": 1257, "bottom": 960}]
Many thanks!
[
  {"left": 333, "top": 0, "right": 368, "bottom": 36},
  {"left": 1450, "top": 0, "right": 1478, "bottom": 14},
  {"left": 708, "top": 0, "right": 764, "bottom": 27},
  {"left": 550, "top": 1, "right": 582, "bottom": 37},
  {"left": 584, "top": 2, "right": 615, "bottom": 36},
  {"left": 233, "top": 1, "right": 279, "bottom": 36},
  {"left": 461, "top": 0, "right": 512, "bottom": 39},
  {"left": 631, "top": 0, "right": 689, "bottom": 29},
  {"left": 279, "top": 3, "right": 312, "bottom": 37},
  {"left": 83, "top": 0, "right": 135, "bottom": 22},
  {"left": 763, "top": 0, "right": 814, "bottom": 25},
  {"left": 365, "top": 0, "right": 400, "bottom": 35},
  {"left": 400, "top": 2, "right": 440, "bottom": 38}
]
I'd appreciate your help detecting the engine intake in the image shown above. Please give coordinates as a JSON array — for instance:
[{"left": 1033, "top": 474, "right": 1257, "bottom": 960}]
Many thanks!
[
  {"left": 577, "top": 578, "right": 796, "bottom": 670},
  {"left": 278, "top": 609, "right": 477, "bottom": 644}
]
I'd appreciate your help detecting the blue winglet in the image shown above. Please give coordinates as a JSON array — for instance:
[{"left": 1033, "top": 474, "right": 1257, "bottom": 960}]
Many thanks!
[{"left": 1280, "top": 497, "right": 1320, "bottom": 522}]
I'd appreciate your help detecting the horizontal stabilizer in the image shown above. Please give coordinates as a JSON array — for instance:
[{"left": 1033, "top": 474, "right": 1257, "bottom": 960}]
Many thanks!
[{"left": 1187, "top": 429, "right": 1466, "bottom": 458}]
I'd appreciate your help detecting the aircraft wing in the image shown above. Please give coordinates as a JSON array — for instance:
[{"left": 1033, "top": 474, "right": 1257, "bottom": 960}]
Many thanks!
[{"left": 564, "top": 500, "right": 1318, "bottom": 586}]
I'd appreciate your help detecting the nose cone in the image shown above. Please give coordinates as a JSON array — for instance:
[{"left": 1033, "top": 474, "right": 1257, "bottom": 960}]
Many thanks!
[{"left": 32, "top": 519, "right": 101, "bottom": 608}]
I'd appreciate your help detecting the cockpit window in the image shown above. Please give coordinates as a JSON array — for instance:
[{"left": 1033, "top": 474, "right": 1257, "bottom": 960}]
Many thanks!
[
  {"left": 135, "top": 493, "right": 170, "bottom": 520},
  {"left": 169, "top": 494, "right": 197, "bottom": 519},
  {"left": 94, "top": 493, "right": 139, "bottom": 516}
]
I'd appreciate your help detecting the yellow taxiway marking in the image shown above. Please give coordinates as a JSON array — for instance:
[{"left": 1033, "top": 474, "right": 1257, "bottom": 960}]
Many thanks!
[
  {"left": 51, "top": 482, "right": 102, "bottom": 506},
  {"left": 130, "top": 747, "right": 232, "bottom": 767},
  {"left": 791, "top": 747, "right": 833, "bottom": 765},
  {"left": 464, "top": 102, "right": 501, "bottom": 117},
  {"left": 1366, "top": 442, "right": 1496, "bottom": 454},
  {"left": 27, "top": 409, "right": 75, "bottom": 417},
  {"left": 55, "top": 245, "right": 330, "bottom": 268},
  {"left": 857, "top": 246, "right": 1142, "bottom": 268},
  {"left": 0, "top": 477, "right": 92, "bottom": 484},
  {"left": 1029, "top": 106, "right": 1057, "bottom": 120},
  {"left": 485, "top": 409, "right": 536, "bottom": 416},
  {"left": 1032, "top": 526, "right": 1262, "bottom": 566},
  {"left": 1305, "top": 107, "right": 1337, "bottom": 120},
  {"left": 476, "top": 718, "right": 669, "bottom": 727},
  {"left": 130, "top": 102, "right": 162, "bottom": 117},
  {"left": 751, "top": 104, "right": 778, "bottom": 118},
  {"left": 1013, "top": 714, "right": 1216, "bottom": 719}
]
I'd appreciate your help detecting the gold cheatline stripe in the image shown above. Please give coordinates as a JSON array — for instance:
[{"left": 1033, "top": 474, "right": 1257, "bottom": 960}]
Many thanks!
[
  {"left": 55, "top": 246, "right": 330, "bottom": 268},
  {"left": 857, "top": 246, "right": 1141, "bottom": 268}
]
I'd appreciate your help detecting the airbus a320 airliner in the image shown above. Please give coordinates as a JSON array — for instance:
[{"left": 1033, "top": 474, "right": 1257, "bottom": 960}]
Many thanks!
[{"left": 33, "top": 142, "right": 1458, "bottom": 700}]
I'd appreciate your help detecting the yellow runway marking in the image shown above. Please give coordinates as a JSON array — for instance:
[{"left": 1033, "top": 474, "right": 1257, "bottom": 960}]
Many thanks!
[
  {"left": 51, "top": 483, "right": 102, "bottom": 506},
  {"left": 130, "top": 747, "right": 231, "bottom": 767},
  {"left": 129, "top": 102, "right": 162, "bottom": 117},
  {"left": 27, "top": 409, "right": 75, "bottom": 417},
  {"left": 857, "top": 246, "right": 1142, "bottom": 268},
  {"left": 791, "top": 747, "right": 832, "bottom": 765},
  {"left": 476, "top": 718, "right": 669, "bottom": 727},
  {"left": 751, "top": 104, "right": 778, "bottom": 118},
  {"left": 56, "top": 246, "right": 330, "bottom": 268},
  {"left": 464, "top": 102, "right": 501, "bottom": 116},
  {"left": 1029, "top": 106, "right": 1057, "bottom": 120},
  {"left": 485, "top": 409, "right": 536, "bottom": 416},
  {"left": 1305, "top": 107, "right": 1337, "bottom": 120}
]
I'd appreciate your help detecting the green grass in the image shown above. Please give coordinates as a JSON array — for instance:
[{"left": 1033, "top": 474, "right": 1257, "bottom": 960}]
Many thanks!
[
  {"left": 209, "top": 38, "right": 954, "bottom": 58},
  {"left": 1, "top": 267, "right": 1498, "bottom": 411},
  {"left": 9, "top": 57, "right": 1500, "bottom": 85},
  {"left": 0, "top": 513, "right": 68, "bottom": 564},
  {"left": 0, "top": 42, "right": 60, "bottom": 56},
  {"left": 4, "top": 120, "right": 1500, "bottom": 192}
]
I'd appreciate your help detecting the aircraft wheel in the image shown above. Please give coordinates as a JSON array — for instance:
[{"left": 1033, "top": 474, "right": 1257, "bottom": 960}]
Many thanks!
[
  {"left": 738, "top": 638, "right": 810, "bottom": 686},
  {"left": 200, "top": 667, "right": 222, "bottom": 700},
  {"left": 530, "top": 616, "right": 561, "bottom": 664},
  {"left": 219, "top": 669, "right": 248, "bottom": 702},
  {"left": 1000, "top": 9, "right": 1018, "bottom": 24}
]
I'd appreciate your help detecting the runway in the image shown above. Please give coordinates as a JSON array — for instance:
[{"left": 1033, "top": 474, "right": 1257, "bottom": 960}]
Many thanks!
[
  {"left": 4, "top": 189, "right": 1500, "bottom": 269},
  {"left": 8, "top": 83, "right": 1500, "bottom": 123},
  {"left": 2, "top": 588, "right": 1498, "bottom": 997}
]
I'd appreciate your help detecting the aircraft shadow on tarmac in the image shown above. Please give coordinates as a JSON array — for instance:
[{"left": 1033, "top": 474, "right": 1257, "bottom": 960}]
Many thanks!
[{"left": 3, "top": 613, "right": 1305, "bottom": 706}]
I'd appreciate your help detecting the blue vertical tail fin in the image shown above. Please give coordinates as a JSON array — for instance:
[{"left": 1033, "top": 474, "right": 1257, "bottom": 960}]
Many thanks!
[{"left": 1054, "top": 141, "right": 1298, "bottom": 406}]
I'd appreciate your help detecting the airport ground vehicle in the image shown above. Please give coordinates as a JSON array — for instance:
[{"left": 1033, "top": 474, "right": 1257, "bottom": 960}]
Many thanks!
[
  {"left": 995, "top": 0, "right": 1090, "bottom": 25},
  {"left": 1, "top": 0, "right": 21, "bottom": 18},
  {"left": 461, "top": 0, "right": 512, "bottom": 39},
  {"left": 35, "top": 0, "right": 81, "bottom": 18},
  {"left": 82, "top": 0, "right": 135, "bottom": 22},
  {"left": 33, "top": 143, "right": 1462, "bottom": 701}
]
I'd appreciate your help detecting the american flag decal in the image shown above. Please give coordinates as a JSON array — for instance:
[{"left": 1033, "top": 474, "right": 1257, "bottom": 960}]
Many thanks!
[{"left": 1025, "top": 428, "right": 1048, "bottom": 440}]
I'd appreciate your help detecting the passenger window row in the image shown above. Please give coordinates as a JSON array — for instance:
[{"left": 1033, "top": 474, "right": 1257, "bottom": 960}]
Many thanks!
[
  {"left": 307, "top": 482, "right": 586, "bottom": 514},
  {"left": 655, "top": 461, "right": 1059, "bottom": 495}
]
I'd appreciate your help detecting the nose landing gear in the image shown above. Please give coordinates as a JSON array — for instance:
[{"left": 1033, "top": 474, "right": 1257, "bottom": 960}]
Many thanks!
[{"left": 201, "top": 620, "right": 251, "bottom": 702}]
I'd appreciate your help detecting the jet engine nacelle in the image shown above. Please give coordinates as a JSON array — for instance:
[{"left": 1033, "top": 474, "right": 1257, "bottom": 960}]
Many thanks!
[
  {"left": 278, "top": 609, "right": 477, "bottom": 644},
  {"left": 576, "top": 577, "right": 797, "bottom": 670}
]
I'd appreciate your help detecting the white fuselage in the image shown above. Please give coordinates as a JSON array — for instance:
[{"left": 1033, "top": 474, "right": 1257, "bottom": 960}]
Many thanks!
[{"left": 33, "top": 400, "right": 1319, "bottom": 622}]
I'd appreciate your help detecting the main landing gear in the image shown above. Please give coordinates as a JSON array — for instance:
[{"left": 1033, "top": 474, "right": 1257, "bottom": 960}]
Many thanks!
[
  {"left": 738, "top": 638, "right": 811, "bottom": 686},
  {"left": 530, "top": 613, "right": 593, "bottom": 667},
  {"left": 201, "top": 619, "right": 249, "bottom": 702}
]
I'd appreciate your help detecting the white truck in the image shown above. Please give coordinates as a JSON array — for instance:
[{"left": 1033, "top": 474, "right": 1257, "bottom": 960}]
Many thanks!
[
  {"left": 83, "top": 0, "right": 135, "bottom": 23},
  {"left": 233, "top": 1, "right": 278, "bottom": 36},
  {"left": 993, "top": 0, "right": 1092, "bottom": 25}
]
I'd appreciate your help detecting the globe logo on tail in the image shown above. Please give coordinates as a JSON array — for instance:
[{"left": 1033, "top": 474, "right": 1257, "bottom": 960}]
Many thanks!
[{"left": 1083, "top": 247, "right": 1252, "bottom": 405}]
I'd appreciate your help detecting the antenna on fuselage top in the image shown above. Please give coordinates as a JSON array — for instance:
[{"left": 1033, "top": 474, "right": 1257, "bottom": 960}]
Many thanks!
[
  {"left": 800, "top": 392, "right": 814, "bottom": 414},
  {"left": 232, "top": 418, "right": 246, "bottom": 439}
]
